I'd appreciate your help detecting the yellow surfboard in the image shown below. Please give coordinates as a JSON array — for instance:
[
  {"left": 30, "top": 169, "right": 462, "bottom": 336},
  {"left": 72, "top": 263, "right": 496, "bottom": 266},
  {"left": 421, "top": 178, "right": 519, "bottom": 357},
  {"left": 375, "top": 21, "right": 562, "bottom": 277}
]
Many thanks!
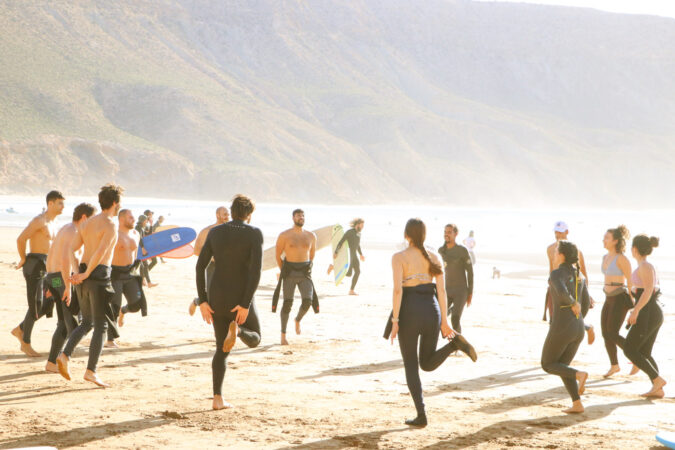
[{"left": 330, "top": 224, "right": 350, "bottom": 286}]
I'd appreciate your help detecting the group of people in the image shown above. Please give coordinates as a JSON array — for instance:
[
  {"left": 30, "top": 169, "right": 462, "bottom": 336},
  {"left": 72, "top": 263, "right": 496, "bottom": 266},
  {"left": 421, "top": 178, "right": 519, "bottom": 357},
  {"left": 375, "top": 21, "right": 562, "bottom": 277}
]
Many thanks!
[{"left": 7, "top": 188, "right": 667, "bottom": 427}]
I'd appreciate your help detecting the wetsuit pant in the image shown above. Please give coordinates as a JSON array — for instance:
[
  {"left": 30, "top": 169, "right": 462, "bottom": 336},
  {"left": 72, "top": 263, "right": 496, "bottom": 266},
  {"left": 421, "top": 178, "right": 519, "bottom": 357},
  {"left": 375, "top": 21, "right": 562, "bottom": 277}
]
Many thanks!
[
  {"left": 238, "top": 299, "right": 261, "bottom": 348},
  {"left": 541, "top": 322, "right": 584, "bottom": 402},
  {"left": 601, "top": 291, "right": 632, "bottom": 365},
  {"left": 193, "top": 261, "right": 215, "bottom": 306},
  {"left": 18, "top": 253, "right": 48, "bottom": 344},
  {"left": 623, "top": 290, "right": 663, "bottom": 381},
  {"left": 446, "top": 287, "right": 468, "bottom": 334},
  {"left": 140, "top": 260, "right": 152, "bottom": 284},
  {"left": 399, "top": 285, "right": 457, "bottom": 416},
  {"left": 45, "top": 272, "right": 79, "bottom": 364},
  {"left": 108, "top": 275, "right": 143, "bottom": 341},
  {"left": 280, "top": 271, "right": 313, "bottom": 333},
  {"left": 148, "top": 257, "right": 158, "bottom": 271},
  {"left": 62, "top": 266, "right": 112, "bottom": 372},
  {"left": 348, "top": 255, "right": 360, "bottom": 291}
]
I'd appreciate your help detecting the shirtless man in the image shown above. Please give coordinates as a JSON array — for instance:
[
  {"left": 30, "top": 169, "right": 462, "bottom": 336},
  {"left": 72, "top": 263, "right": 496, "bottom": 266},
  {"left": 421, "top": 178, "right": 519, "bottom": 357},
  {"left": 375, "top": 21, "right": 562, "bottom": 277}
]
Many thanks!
[
  {"left": 545, "top": 221, "right": 595, "bottom": 344},
  {"left": 274, "top": 209, "right": 317, "bottom": 345},
  {"left": 11, "top": 190, "right": 65, "bottom": 357},
  {"left": 106, "top": 209, "right": 142, "bottom": 347},
  {"left": 189, "top": 206, "right": 229, "bottom": 316},
  {"left": 44, "top": 203, "right": 96, "bottom": 372},
  {"left": 56, "top": 184, "right": 123, "bottom": 388}
]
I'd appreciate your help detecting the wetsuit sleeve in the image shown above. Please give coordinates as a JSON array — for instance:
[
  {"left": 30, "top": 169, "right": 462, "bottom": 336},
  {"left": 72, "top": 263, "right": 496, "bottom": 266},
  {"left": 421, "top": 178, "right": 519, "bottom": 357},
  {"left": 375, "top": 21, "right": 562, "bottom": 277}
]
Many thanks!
[
  {"left": 549, "top": 270, "right": 576, "bottom": 307},
  {"left": 195, "top": 233, "right": 214, "bottom": 305},
  {"left": 335, "top": 230, "right": 349, "bottom": 253},
  {"left": 241, "top": 228, "right": 263, "bottom": 309},
  {"left": 464, "top": 248, "right": 474, "bottom": 295}
]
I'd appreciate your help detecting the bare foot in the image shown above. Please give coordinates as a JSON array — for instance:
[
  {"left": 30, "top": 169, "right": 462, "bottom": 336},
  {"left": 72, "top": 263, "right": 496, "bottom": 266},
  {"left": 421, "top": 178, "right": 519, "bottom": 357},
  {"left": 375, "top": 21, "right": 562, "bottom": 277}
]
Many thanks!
[
  {"left": 642, "top": 377, "right": 667, "bottom": 398},
  {"left": 629, "top": 364, "right": 640, "bottom": 376},
  {"left": 577, "top": 371, "right": 588, "bottom": 395},
  {"left": 349, "top": 290, "right": 358, "bottom": 296},
  {"left": 148, "top": 282, "right": 158, "bottom": 288},
  {"left": 189, "top": 300, "right": 197, "bottom": 316},
  {"left": 281, "top": 334, "right": 289, "bottom": 345},
  {"left": 84, "top": 370, "right": 109, "bottom": 388},
  {"left": 21, "top": 342, "right": 41, "bottom": 357},
  {"left": 212, "top": 395, "right": 233, "bottom": 410},
  {"left": 222, "top": 321, "right": 237, "bottom": 353},
  {"left": 11, "top": 326, "right": 23, "bottom": 343},
  {"left": 118, "top": 310, "right": 125, "bottom": 327},
  {"left": 56, "top": 353, "right": 71, "bottom": 380},
  {"left": 104, "top": 340, "right": 118, "bottom": 348},
  {"left": 603, "top": 365, "right": 620, "bottom": 379},
  {"left": 563, "top": 401, "right": 585, "bottom": 414},
  {"left": 295, "top": 320, "right": 301, "bottom": 335},
  {"left": 45, "top": 361, "right": 58, "bottom": 373},
  {"left": 586, "top": 326, "right": 595, "bottom": 345}
]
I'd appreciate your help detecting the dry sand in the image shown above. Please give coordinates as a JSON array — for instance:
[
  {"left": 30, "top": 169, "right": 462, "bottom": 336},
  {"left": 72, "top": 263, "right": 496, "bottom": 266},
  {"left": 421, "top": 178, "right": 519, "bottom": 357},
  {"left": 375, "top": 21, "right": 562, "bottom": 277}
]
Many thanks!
[{"left": 0, "top": 226, "right": 673, "bottom": 449}]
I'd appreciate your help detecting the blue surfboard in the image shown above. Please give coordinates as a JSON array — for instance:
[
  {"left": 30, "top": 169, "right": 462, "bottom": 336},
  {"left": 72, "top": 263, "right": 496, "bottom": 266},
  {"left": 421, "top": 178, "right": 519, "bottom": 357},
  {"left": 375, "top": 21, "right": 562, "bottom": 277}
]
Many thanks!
[
  {"left": 656, "top": 431, "right": 675, "bottom": 449},
  {"left": 137, "top": 227, "right": 196, "bottom": 261}
]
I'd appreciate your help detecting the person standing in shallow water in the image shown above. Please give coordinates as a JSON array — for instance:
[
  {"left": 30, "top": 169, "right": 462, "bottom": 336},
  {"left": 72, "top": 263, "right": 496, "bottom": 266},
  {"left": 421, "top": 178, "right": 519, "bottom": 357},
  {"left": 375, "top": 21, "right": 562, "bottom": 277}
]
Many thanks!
[
  {"left": 541, "top": 240, "right": 589, "bottom": 414},
  {"left": 388, "top": 218, "right": 477, "bottom": 428}
]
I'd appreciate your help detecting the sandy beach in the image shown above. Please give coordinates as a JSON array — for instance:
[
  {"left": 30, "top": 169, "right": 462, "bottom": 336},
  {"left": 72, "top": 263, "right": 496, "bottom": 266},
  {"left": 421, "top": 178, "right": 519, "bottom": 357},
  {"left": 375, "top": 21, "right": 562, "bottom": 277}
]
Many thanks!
[{"left": 0, "top": 225, "right": 673, "bottom": 449}]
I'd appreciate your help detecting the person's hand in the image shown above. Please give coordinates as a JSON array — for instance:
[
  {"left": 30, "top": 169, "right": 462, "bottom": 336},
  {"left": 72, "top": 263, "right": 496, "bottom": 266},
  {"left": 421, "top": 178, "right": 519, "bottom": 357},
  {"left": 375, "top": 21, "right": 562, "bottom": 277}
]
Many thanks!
[
  {"left": 360, "top": 254, "right": 365, "bottom": 262},
  {"left": 467, "top": 294, "right": 473, "bottom": 307},
  {"left": 71, "top": 272, "right": 87, "bottom": 285},
  {"left": 571, "top": 302, "right": 581, "bottom": 318},
  {"left": 628, "top": 308, "right": 639, "bottom": 326},
  {"left": 231, "top": 305, "right": 249, "bottom": 325},
  {"left": 390, "top": 321, "right": 399, "bottom": 344},
  {"left": 62, "top": 285, "right": 72, "bottom": 306},
  {"left": 16, "top": 258, "right": 25, "bottom": 269},
  {"left": 590, "top": 296, "right": 596, "bottom": 308},
  {"left": 200, "top": 302, "right": 214, "bottom": 324},
  {"left": 441, "top": 320, "right": 455, "bottom": 339}
]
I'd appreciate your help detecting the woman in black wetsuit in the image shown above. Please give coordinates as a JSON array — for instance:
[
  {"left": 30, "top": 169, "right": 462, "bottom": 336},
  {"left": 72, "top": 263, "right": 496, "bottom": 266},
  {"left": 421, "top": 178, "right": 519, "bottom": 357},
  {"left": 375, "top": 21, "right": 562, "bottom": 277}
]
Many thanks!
[
  {"left": 389, "top": 218, "right": 477, "bottom": 427},
  {"left": 541, "top": 240, "right": 589, "bottom": 414},
  {"left": 624, "top": 235, "right": 667, "bottom": 398}
]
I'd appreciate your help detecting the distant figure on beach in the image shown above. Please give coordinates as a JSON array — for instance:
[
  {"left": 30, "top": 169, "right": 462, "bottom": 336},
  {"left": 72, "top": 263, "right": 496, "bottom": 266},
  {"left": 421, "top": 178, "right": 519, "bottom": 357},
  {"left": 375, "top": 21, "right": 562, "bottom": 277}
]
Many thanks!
[
  {"left": 387, "top": 218, "right": 476, "bottom": 427},
  {"left": 195, "top": 195, "right": 263, "bottom": 410},
  {"left": 272, "top": 209, "right": 319, "bottom": 346},
  {"left": 189, "top": 206, "right": 229, "bottom": 316},
  {"left": 600, "top": 225, "right": 634, "bottom": 379},
  {"left": 11, "top": 190, "right": 65, "bottom": 357},
  {"left": 438, "top": 224, "right": 474, "bottom": 335},
  {"left": 624, "top": 235, "right": 667, "bottom": 398},
  {"left": 57, "top": 184, "right": 124, "bottom": 388},
  {"left": 135, "top": 214, "right": 157, "bottom": 288},
  {"left": 542, "top": 240, "right": 589, "bottom": 414},
  {"left": 492, "top": 267, "right": 501, "bottom": 279},
  {"left": 334, "top": 218, "right": 365, "bottom": 295},
  {"left": 463, "top": 231, "right": 476, "bottom": 264}
]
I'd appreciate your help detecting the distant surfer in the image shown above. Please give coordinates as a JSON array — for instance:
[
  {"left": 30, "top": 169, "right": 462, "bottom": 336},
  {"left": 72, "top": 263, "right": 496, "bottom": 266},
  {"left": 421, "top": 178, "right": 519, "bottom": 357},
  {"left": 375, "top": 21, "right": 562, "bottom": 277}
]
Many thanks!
[
  {"left": 135, "top": 214, "right": 157, "bottom": 288},
  {"left": 438, "top": 224, "right": 473, "bottom": 334},
  {"left": 272, "top": 209, "right": 319, "bottom": 345},
  {"left": 57, "top": 184, "right": 124, "bottom": 388},
  {"left": 195, "top": 195, "right": 263, "bottom": 410},
  {"left": 11, "top": 190, "right": 65, "bottom": 357},
  {"left": 188, "top": 206, "right": 229, "bottom": 316},
  {"left": 463, "top": 231, "right": 476, "bottom": 264},
  {"left": 333, "top": 218, "right": 365, "bottom": 295}
]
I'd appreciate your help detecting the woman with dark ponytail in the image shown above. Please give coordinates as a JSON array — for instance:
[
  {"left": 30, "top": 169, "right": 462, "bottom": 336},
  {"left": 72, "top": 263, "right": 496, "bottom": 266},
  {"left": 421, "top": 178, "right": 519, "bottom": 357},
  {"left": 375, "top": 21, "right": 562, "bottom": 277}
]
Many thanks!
[
  {"left": 541, "top": 240, "right": 589, "bottom": 414},
  {"left": 600, "top": 225, "right": 634, "bottom": 378},
  {"left": 624, "top": 235, "right": 667, "bottom": 398},
  {"left": 388, "top": 218, "right": 477, "bottom": 427}
]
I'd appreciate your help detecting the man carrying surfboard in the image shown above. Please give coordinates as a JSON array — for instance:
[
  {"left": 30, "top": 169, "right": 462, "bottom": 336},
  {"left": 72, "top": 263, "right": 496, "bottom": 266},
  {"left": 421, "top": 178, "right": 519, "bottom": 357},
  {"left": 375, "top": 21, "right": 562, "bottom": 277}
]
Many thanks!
[
  {"left": 107, "top": 209, "right": 145, "bottom": 347},
  {"left": 334, "top": 218, "right": 366, "bottom": 295},
  {"left": 188, "top": 206, "right": 229, "bottom": 316},
  {"left": 272, "top": 209, "right": 319, "bottom": 346},
  {"left": 135, "top": 215, "right": 158, "bottom": 288}
]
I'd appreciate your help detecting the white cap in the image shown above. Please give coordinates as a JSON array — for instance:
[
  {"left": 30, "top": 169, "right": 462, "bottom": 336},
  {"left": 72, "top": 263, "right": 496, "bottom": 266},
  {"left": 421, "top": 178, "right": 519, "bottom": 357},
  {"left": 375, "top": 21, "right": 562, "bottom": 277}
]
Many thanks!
[{"left": 553, "top": 221, "right": 569, "bottom": 233}]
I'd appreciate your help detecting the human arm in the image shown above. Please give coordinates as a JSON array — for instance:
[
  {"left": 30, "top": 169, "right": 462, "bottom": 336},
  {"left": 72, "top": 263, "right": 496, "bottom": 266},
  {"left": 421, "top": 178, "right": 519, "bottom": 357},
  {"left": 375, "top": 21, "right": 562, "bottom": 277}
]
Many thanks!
[
  {"left": 275, "top": 233, "right": 285, "bottom": 269},
  {"left": 309, "top": 232, "right": 316, "bottom": 261},
  {"left": 16, "top": 216, "right": 42, "bottom": 268},
  {"left": 628, "top": 263, "right": 656, "bottom": 325},
  {"left": 465, "top": 248, "right": 474, "bottom": 305},
  {"left": 390, "top": 253, "right": 403, "bottom": 344},
  {"left": 240, "top": 229, "right": 263, "bottom": 310},
  {"left": 334, "top": 231, "right": 348, "bottom": 257},
  {"left": 432, "top": 252, "right": 453, "bottom": 338},
  {"left": 579, "top": 250, "right": 588, "bottom": 280},
  {"left": 618, "top": 254, "right": 633, "bottom": 297}
]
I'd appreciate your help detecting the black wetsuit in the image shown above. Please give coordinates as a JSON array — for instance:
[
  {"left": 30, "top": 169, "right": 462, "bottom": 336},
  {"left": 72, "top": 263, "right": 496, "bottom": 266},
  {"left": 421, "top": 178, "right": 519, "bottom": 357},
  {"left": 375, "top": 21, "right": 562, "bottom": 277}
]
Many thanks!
[
  {"left": 45, "top": 272, "right": 80, "bottom": 364},
  {"left": 384, "top": 284, "right": 458, "bottom": 417},
  {"left": 135, "top": 223, "right": 153, "bottom": 284},
  {"left": 18, "top": 253, "right": 54, "bottom": 344},
  {"left": 624, "top": 289, "right": 663, "bottom": 381},
  {"left": 541, "top": 263, "right": 587, "bottom": 402},
  {"left": 438, "top": 244, "right": 474, "bottom": 333},
  {"left": 335, "top": 228, "right": 363, "bottom": 291},
  {"left": 196, "top": 220, "right": 263, "bottom": 396},
  {"left": 62, "top": 264, "right": 116, "bottom": 372},
  {"left": 272, "top": 260, "right": 319, "bottom": 333},
  {"left": 108, "top": 263, "right": 146, "bottom": 341}
]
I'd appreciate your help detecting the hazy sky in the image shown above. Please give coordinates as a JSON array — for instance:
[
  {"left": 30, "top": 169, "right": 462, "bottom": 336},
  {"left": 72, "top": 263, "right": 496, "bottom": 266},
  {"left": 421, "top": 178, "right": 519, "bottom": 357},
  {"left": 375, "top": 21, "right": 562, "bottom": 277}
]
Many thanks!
[{"left": 474, "top": 0, "right": 675, "bottom": 19}]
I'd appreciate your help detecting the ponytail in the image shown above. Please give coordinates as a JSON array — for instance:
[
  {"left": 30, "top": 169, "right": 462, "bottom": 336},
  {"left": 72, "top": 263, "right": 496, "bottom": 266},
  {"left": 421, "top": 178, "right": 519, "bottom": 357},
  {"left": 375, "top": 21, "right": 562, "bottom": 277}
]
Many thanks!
[{"left": 404, "top": 218, "right": 443, "bottom": 276}]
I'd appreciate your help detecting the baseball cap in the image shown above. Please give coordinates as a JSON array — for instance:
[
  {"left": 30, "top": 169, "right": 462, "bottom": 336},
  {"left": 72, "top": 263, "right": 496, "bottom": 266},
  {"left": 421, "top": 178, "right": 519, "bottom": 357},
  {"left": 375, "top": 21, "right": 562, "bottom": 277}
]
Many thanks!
[{"left": 553, "top": 221, "right": 569, "bottom": 233}]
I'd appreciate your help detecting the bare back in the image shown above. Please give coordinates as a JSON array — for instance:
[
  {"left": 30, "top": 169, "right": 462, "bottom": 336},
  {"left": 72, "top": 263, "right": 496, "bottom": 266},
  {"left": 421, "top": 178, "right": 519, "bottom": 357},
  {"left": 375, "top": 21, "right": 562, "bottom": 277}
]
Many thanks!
[
  {"left": 276, "top": 228, "right": 316, "bottom": 264},
  {"left": 112, "top": 228, "right": 140, "bottom": 266},
  {"left": 80, "top": 214, "right": 118, "bottom": 268},
  {"left": 397, "top": 246, "right": 441, "bottom": 287},
  {"left": 46, "top": 223, "right": 77, "bottom": 273}
]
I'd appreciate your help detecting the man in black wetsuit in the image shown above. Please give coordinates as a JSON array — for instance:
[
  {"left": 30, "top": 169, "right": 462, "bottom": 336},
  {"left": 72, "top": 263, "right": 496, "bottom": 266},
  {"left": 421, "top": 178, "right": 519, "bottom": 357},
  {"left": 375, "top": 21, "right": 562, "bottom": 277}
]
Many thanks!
[
  {"left": 334, "top": 218, "right": 366, "bottom": 295},
  {"left": 135, "top": 214, "right": 157, "bottom": 288},
  {"left": 438, "top": 224, "right": 474, "bottom": 334},
  {"left": 196, "top": 195, "right": 263, "bottom": 410}
]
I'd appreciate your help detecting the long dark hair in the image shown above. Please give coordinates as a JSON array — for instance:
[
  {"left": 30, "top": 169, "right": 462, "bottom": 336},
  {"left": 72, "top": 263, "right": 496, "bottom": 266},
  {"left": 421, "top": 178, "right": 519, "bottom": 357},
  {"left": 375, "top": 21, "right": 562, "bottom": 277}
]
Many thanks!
[
  {"left": 558, "top": 240, "right": 581, "bottom": 297},
  {"left": 607, "top": 225, "right": 629, "bottom": 253},
  {"left": 404, "top": 218, "right": 442, "bottom": 276}
]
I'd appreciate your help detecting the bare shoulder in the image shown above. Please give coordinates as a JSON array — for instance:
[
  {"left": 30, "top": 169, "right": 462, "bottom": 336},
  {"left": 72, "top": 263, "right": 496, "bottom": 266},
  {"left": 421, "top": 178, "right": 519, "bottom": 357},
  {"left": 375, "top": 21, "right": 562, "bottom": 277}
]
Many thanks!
[{"left": 305, "top": 230, "right": 317, "bottom": 241}]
